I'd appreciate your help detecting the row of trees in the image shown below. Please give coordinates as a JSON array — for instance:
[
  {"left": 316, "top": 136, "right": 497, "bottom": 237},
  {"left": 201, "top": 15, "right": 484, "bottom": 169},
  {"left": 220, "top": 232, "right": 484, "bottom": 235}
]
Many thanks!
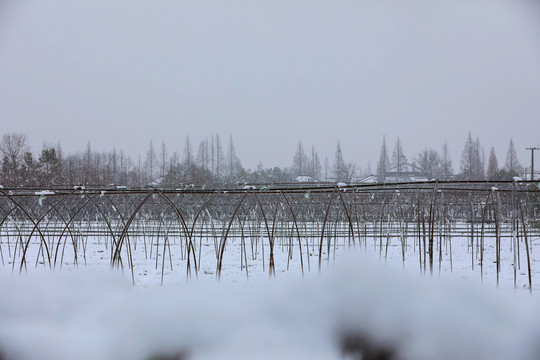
[
  {"left": 0, "top": 133, "right": 295, "bottom": 187},
  {"left": 0, "top": 132, "right": 529, "bottom": 187},
  {"left": 289, "top": 141, "right": 357, "bottom": 182},
  {"left": 375, "top": 132, "right": 524, "bottom": 181}
]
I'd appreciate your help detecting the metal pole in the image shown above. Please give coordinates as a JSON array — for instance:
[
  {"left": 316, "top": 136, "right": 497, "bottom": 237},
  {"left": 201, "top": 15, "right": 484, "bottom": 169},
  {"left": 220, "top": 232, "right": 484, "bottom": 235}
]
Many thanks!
[{"left": 526, "top": 147, "right": 539, "bottom": 180}]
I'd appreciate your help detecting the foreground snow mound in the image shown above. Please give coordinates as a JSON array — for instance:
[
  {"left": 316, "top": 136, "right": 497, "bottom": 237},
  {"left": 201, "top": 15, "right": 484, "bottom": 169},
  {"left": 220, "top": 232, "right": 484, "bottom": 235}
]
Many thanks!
[{"left": 0, "top": 257, "right": 538, "bottom": 360}]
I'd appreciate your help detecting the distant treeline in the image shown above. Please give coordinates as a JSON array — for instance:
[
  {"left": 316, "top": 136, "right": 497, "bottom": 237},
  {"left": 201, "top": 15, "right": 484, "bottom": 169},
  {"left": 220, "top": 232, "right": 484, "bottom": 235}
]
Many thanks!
[
  {"left": 0, "top": 132, "right": 526, "bottom": 187},
  {"left": 375, "top": 132, "right": 524, "bottom": 182}
]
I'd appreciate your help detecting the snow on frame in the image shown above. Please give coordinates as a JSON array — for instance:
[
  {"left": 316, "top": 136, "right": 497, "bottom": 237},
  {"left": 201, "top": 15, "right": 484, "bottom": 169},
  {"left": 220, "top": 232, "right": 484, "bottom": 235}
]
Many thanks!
[{"left": 1, "top": 253, "right": 540, "bottom": 360}]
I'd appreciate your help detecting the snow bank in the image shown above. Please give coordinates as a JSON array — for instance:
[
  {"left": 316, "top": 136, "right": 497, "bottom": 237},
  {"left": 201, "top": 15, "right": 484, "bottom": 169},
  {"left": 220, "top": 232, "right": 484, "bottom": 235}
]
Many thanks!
[{"left": 0, "top": 256, "right": 538, "bottom": 360}]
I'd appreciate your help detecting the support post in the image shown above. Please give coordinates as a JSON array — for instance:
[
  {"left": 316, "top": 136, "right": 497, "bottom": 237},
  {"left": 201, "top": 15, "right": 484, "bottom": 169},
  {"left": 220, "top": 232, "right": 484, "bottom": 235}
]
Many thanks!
[{"left": 526, "top": 147, "right": 539, "bottom": 181}]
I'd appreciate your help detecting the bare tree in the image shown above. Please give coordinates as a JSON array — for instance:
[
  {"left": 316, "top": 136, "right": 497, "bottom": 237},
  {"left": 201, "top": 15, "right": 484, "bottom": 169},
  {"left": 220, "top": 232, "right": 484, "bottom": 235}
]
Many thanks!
[
  {"left": 440, "top": 142, "right": 453, "bottom": 180},
  {"left": 392, "top": 137, "right": 408, "bottom": 176},
  {"left": 37, "top": 146, "right": 61, "bottom": 185},
  {"left": 376, "top": 136, "right": 390, "bottom": 181},
  {"left": 0, "top": 133, "right": 29, "bottom": 185},
  {"left": 63, "top": 154, "right": 76, "bottom": 185},
  {"left": 55, "top": 142, "right": 65, "bottom": 184},
  {"left": 197, "top": 138, "right": 209, "bottom": 171},
  {"left": 119, "top": 150, "right": 131, "bottom": 185},
  {"left": 160, "top": 142, "right": 168, "bottom": 180},
  {"left": 210, "top": 133, "right": 215, "bottom": 175},
  {"left": 366, "top": 162, "right": 372, "bottom": 177},
  {"left": 83, "top": 142, "right": 93, "bottom": 184},
  {"left": 214, "top": 134, "right": 224, "bottom": 177},
  {"left": 170, "top": 151, "right": 180, "bottom": 172},
  {"left": 309, "top": 145, "right": 322, "bottom": 179},
  {"left": 476, "top": 137, "right": 485, "bottom": 179},
  {"left": 505, "top": 139, "right": 522, "bottom": 175},
  {"left": 184, "top": 136, "right": 193, "bottom": 166},
  {"left": 21, "top": 151, "right": 37, "bottom": 186},
  {"left": 226, "top": 135, "right": 242, "bottom": 177},
  {"left": 109, "top": 148, "right": 118, "bottom": 184},
  {"left": 145, "top": 140, "right": 156, "bottom": 183},
  {"left": 460, "top": 133, "right": 483, "bottom": 180},
  {"left": 414, "top": 149, "right": 440, "bottom": 179},
  {"left": 135, "top": 155, "right": 142, "bottom": 186},
  {"left": 344, "top": 163, "right": 356, "bottom": 183},
  {"left": 291, "top": 141, "right": 308, "bottom": 177},
  {"left": 333, "top": 141, "right": 349, "bottom": 182},
  {"left": 324, "top": 157, "right": 329, "bottom": 181},
  {"left": 486, "top": 147, "right": 499, "bottom": 180}
]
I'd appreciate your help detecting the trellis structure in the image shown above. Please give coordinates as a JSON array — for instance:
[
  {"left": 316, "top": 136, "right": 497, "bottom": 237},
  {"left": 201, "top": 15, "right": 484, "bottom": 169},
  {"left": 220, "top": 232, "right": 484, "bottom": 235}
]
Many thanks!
[{"left": 0, "top": 180, "right": 539, "bottom": 287}]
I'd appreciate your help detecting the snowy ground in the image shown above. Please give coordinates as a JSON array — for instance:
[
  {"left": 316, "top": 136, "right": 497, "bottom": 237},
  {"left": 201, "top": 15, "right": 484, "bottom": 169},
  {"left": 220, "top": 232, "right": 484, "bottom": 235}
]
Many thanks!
[
  {"left": 3, "top": 227, "right": 537, "bottom": 289},
  {"left": 1, "top": 231, "right": 540, "bottom": 359}
]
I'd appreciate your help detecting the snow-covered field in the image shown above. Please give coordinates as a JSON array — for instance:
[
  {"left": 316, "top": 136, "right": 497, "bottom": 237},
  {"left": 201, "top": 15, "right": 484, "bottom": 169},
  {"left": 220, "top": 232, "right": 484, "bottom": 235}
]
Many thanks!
[
  {"left": 1, "top": 230, "right": 540, "bottom": 359},
  {"left": 3, "top": 224, "right": 537, "bottom": 289}
]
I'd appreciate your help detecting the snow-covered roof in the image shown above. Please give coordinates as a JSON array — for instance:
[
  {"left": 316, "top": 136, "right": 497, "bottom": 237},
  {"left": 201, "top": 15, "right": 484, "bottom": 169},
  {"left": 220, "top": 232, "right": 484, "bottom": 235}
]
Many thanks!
[
  {"left": 359, "top": 175, "right": 378, "bottom": 183},
  {"left": 295, "top": 175, "right": 320, "bottom": 183}
]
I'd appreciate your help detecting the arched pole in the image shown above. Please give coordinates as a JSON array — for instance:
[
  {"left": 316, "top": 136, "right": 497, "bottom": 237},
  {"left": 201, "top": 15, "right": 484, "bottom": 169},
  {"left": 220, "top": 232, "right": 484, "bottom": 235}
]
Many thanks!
[
  {"left": 337, "top": 189, "right": 356, "bottom": 246},
  {"left": 187, "top": 194, "right": 217, "bottom": 272},
  {"left": 253, "top": 192, "right": 276, "bottom": 278},
  {"left": 101, "top": 194, "right": 129, "bottom": 255},
  {"left": 22, "top": 192, "right": 80, "bottom": 271},
  {"left": 156, "top": 192, "right": 198, "bottom": 279},
  {"left": 0, "top": 189, "right": 64, "bottom": 272},
  {"left": 84, "top": 193, "right": 121, "bottom": 250},
  {"left": 479, "top": 191, "right": 492, "bottom": 283},
  {"left": 217, "top": 190, "right": 250, "bottom": 280},
  {"left": 221, "top": 191, "right": 256, "bottom": 278},
  {"left": 114, "top": 190, "right": 156, "bottom": 284},
  {"left": 0, "top": 204, "right": 17, "bottom": 265},
  {"left": 50, "top": 194, "right": 105, "bottom": 268},
  {"left": 280, "top": 191, "right": 304, "bottom": 276},
  {"left": 319, "top": 190, "right": 336, "bottom": 273}
]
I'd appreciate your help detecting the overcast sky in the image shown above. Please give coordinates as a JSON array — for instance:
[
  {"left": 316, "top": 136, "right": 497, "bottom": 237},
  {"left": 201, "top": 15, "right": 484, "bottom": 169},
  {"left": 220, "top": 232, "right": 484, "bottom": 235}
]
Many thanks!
[{"left": 1, "top": 0, "right": 540, "bottom": 171}]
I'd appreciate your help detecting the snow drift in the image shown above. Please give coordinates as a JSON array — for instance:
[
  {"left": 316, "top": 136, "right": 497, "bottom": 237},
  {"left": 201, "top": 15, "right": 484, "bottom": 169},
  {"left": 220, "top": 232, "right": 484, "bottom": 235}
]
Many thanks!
[{"left": 0, "top": 255, "right": 538, "bottom": 360}]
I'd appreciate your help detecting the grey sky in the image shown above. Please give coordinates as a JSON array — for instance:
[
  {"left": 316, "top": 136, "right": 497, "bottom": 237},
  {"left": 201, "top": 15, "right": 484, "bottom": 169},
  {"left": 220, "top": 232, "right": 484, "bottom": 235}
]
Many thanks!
[{"left": 1, "top": 0, "right": 540, "bottom": 171}]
